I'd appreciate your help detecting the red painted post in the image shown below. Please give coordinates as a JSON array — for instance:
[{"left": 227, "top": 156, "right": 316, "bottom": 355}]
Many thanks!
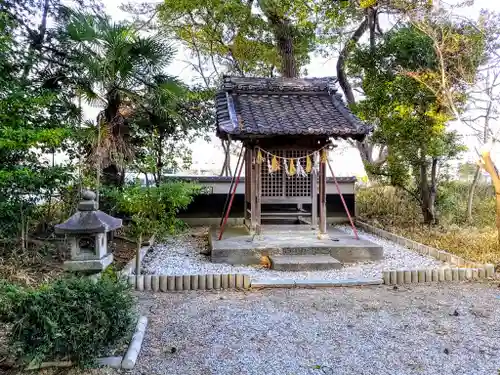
[
  {"left": 326, "top": 159, "right": 359, "bottom": 240},
  {"left": 218, "top": 155, "right": 245, "bottom": 240}
]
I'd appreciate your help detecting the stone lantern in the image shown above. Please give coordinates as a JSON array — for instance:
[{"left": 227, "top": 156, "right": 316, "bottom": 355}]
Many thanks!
[{"left": 55, "top": 190, "right": 122, "bottom": 273}]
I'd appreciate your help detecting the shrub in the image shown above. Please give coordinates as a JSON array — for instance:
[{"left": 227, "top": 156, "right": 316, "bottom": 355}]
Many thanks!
[
  {"left": 5, "top": 276, "right": 136, "bottom": 366},
  {"left": 436, "top": 180, "right": 495, "bottom": 227},
  {"left": 356, "top": 185, "right": 421, "bottom": 226},
  {"left": 0, "top": 279, "right": 27, "bottom": 322},
  {"left": 157, "top": 180, "right": 203, "bottom": 232},
  {"left": 113, "top": 180, "right": 202, "bottom": 239},
  {"left": 357, "top": 181, "right": 496, "bottom": 227}
]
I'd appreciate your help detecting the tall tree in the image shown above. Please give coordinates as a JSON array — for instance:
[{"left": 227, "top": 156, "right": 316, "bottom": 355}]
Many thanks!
[
  {"left": 413, "top": 8, "right": 500, "bottom": 233},
  {"left": 0, "top": 0, "right": 104, "bottom": 79},
  {"left": 62, "top": 11, "right": 182, "bottom": 187},
  {"left": 351, "top": 20, "right": 483, "bottom": 223},
  {"left": 327, "top": 0, "right": 434, "bottom": 173},
  {"left": 402, "top": 8, "right": 497, "bottom": 223},
  {"left": 0, "top": 12, "right": 76, "bottom": 239},
  {"left": 157, "top": 0, "right": 315, "bottom": 80},
  {"left": 156, "top": 0, "right": 316, "bottom": 175}
]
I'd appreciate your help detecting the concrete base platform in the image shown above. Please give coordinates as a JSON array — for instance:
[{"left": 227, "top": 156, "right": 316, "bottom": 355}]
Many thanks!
[
  {"left": 270, "top": 255, "right": 342, "bottom": 271},
  {"left": 211, "top": 225, "right": 383, "bottom": 265}
]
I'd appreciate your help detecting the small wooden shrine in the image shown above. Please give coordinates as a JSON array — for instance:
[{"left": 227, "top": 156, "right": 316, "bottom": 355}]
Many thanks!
[{"left": 215, "top": 76, "right": 371, "bottom": 236}]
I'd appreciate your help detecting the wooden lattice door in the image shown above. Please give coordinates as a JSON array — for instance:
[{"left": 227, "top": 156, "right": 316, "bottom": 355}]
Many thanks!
[{"left": 260, "top": 149, "right": 313, "bottom": 200}]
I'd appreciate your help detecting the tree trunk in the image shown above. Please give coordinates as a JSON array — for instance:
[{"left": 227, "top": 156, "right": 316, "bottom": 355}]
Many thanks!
[
  {"left": 336, "top": 16, "right": 383, "bottom": 179},
  {"left": 22, "top": 0, "right": 50, "bottom": 79},
  {"left": 275, "top": 18, "right": 297, "bottom": 78},
  {"left": 102, "top": 165, "right": 122, "bottom": 187},
  {"left": 336, "top": 11, "right": 390, "bottom": 179},
  {"left": 336, "top": 18, "right": 369, "bottom": 105},
  {"left": 356, "top": 142, "right": 388, "bottom": 180},
  {"left": 429, "top": 157, "right": 438, "bottom": 223},
  {"left": 260, "top": 1, "right": 298, "bottom": 78},
  {"left": 220, "top": 139, "right": 232, "bottom": 177},
  {"left": 100, "top": 92, "right": 128, "bottom": 188},
  {"left": 418, "top": 158, "right": 437, "bottom": 225},
  {"left": 367, "top": 6, "right": 377, "bottom": 53},
  {"left": 156, "top": 129, "right": 164, "bottom": 186}
]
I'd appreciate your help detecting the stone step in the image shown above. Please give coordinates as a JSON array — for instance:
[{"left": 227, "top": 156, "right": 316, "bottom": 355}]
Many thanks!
[{"left": 269, "top": 255, "right": 343, "bottom": 271}]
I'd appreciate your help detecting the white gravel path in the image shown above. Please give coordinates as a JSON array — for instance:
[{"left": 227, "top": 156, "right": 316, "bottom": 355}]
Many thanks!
[
  {"left": 141, "top": 226, "right": 445, "bottom": 280},
  {"left": 131, "top": 283, "right": 500, "bottom": 375},
  {"left": 43, "top": 283, "right": 500, "bottom": 375}
]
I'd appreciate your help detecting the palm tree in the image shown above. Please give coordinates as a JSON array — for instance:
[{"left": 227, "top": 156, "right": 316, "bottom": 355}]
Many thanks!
[{"left": 63, "top": 11, "right": 181, "bottom": 187}]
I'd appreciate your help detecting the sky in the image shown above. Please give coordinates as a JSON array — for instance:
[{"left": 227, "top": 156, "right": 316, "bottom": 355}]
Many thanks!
[{"left": 79, "top": 0, "right": 500, "bottom": 177}]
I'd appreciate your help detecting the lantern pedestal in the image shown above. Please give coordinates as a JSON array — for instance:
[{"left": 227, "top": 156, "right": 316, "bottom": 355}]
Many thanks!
[{"left": 63, "top": 253, "right": 114, "bottom": 272}]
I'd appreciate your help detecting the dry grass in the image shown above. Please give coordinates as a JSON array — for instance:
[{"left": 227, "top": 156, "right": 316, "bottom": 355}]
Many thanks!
[
  {"left": 0, "top": 263, "right": 62, "bottom": 286},
  {"left": 375, "top": 223, "right": 500, "bottom": 266},
  {"left": 0, "top": 244, "right": 65, "bottom": 288},
  {"left": 357, "top": 184, "right": 500, "bottom": 267}
]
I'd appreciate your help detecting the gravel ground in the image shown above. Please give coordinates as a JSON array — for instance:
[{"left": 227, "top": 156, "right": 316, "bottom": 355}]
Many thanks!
[
  {"left": 18, "top": 283, "right": 500, "bottom": 375},
  {"left": 141, "top": 226, "right": 444, "bottom": 280},
  {"left": 103, "top": 282, "right": 500, "bottom": 375}
]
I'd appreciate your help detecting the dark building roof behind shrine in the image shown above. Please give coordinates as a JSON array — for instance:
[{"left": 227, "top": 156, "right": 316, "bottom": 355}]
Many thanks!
[{"left": 215, "top": 76, "right": 372, "bottom": 141}]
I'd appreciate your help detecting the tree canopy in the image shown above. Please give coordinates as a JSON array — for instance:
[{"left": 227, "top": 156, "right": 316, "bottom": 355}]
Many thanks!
[
  {"left": 0, "top": 11, "right": 77, "bottom": 236},
  {"left": 0, "top": 0, "right": 214, "bottom": 238},
  {"left": 349, "top": 16, "right": 486, "bottom": 222},
  {"left": 0, "top": 0, "right": 497, "bottom": 231},
  {"left": 158, "top": 0, "right": 317, "bottom": 80}
]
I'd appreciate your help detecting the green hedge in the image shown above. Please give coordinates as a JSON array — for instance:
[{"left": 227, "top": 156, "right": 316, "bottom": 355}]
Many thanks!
[{"left": 0, "top": 275, "right": 136, "bottom": 366}]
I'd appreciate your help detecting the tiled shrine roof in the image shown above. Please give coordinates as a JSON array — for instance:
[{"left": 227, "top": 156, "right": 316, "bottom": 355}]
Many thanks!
[{"left": 215, "top": 76, "right": 372, "bottom": 141}]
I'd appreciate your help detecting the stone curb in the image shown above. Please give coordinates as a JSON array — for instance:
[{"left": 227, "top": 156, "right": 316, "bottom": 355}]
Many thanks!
[
  {"left": 26, "top": 360, "right": 73, "bottom": 371},
  {"left": 356, "top": 221, "right": 493, "bottom": 270},
  {"left": 127, "top": 274, "right": 252, "bottom": 291},
  {"left": 382, "top": 265, "right": 495, "bottom": 285},
  {"left": 119, "top": 235, "right": 155, "bottom": 277},
  {"left": 129, "top": 275, "right": 385, "bottom": 291},
  {"left": 251, "top": 278, "right": 384, "bottom": 289},
  {"left": 24, "top": 316, "right": 147, "bottom": 371},
  {"left": 97, "top": 356, "right": 123, "bottom": 369},
  {"left": 26, "top": 357, "right": 125, "bottom": 371},
  {"left": 122, "top": 316, "right": 148, "bottom": 370}
]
